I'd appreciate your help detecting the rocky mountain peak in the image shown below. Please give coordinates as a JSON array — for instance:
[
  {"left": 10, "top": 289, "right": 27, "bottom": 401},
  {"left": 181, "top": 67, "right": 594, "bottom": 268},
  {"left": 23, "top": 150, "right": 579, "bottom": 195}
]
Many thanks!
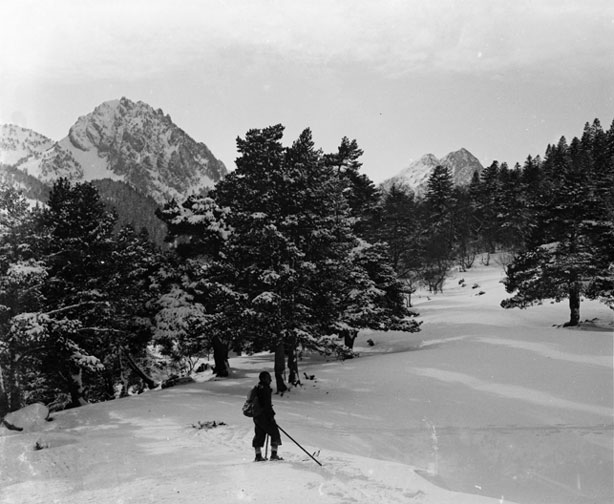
[
  {"left": 381, "top": 148, "right": 484, "bottom": 197},
  {"left": 1, "top": 98, "right": 228, "bottom": 243},
  {"left": 2, "top": 97, "right": 227, "bottom": 205},
  {"left": 419, "top": 153, "right": 440, "bottom": 164}
]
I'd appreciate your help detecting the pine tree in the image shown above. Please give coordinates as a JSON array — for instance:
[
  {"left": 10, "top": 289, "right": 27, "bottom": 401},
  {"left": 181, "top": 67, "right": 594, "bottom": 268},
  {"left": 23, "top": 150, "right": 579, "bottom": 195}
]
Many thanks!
[
  {"left": 369, "top": 183, "right": 420, "bottom": 278},
  {"left": 419, "top": 165, "right": 456, "bottom": 292},
  {"left": 2, "top": 180, "right": 167, "bottom": 410},
  {"left": 496, "top": 163, "right": 526, "bottom": 251},
  {"left": 212, "top": 126, "right": 366, "bottom": 390},
  {"left": 323, "top": 137, "right": 380, "bottom": 237},
  {"left": 502, "top": 120, "right": 614, "bottom": 324},
  {"left": 101, "top": 225, "right": 167, "bottom": 396},
  {"left": 450, "top": 186, "right": 480, "bottom": 270},
  {"left": 161, "top": 125, "right": 420, "bottom": 390},
  {"left": 475, "top": 160, "right": 501, "bottom": 253},
  {"left": 0, "top": 186, "right": 46, "bottom": 414}
]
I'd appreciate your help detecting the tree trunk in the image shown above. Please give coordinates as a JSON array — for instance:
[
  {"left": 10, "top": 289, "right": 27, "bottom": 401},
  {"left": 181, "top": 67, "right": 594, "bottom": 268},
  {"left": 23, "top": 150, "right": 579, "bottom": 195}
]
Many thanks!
[
  {"left": 68, "top": 365, "right": 89, "bottom": 408},
  {"left": 117, "top": 352, "right": 129, "bottom": 397},
  {"left": 274, "top": 341, "right": 288, "bottom": 394},
  {"left": 344, "top": 330, "right": 358, "bottom": 350},
  {"left": 211, "top": 335, "right": 229, "bottom": 377},
  {"left": 122, "top": 349, "right": 158, "bottom": 388},
  {"left": 7, "top": 358, "right": 22, "bottom": 413},
  {"left": 286, "top": 341, "right": 299, "bottom": 386},
  {"left": 0, "top": 366, "right": 9, "bottom": 418},
  {"left": 565, "top": 282, "right": 581, "bottom": 327}
]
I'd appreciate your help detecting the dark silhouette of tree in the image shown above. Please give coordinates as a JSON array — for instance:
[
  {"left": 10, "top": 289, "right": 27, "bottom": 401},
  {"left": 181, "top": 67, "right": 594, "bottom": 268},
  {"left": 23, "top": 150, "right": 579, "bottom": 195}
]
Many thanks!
[
  {"left": 419, "top": 165, "right": 456, "bottom": 292},
  {"left": 160, "top": 125, "right": 420, "bottom": 391},
  {"left": 502, "top": 119, "right": 614, "bottom": 324}
]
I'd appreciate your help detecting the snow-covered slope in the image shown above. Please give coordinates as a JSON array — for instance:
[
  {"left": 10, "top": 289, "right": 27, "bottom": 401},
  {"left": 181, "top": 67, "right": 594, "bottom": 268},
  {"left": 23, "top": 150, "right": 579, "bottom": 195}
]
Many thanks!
[
  {"left": 0, "top": 125, "right": 54, "bottom": 167},
  {"left": 382, "top": 148, "right": 484, "bottom": 197},
  {"left": 1, "top": 258, "right": 612, "bottom": 504}
]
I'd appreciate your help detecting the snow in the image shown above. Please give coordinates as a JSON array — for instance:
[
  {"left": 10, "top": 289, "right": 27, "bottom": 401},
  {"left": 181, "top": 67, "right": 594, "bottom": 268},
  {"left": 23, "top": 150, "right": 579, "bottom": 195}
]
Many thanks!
[
  {"left": 382, "top": 149, "right": 484, "bottom": 195},
  {"left": 0, "top": 125, "right": 53, "bottom": 166},
  {"left": 56, "top": 136, "right": 123, "bottom": 182},
  {"left": 1, "top": 258, "right": 612, "bottom": 504},
  {"left": 3, "top": 404, "right": 49, "bottom": 432}
]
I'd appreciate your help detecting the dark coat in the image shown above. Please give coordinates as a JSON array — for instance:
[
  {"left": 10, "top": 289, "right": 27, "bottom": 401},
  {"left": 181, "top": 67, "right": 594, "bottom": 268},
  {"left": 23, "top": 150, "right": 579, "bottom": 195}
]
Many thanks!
[
  {"left": 252, "top": 382, "right": 275, "bottom": 419},
  {"left": 251, "top": 382, "right": 281, "bottom": 447}
]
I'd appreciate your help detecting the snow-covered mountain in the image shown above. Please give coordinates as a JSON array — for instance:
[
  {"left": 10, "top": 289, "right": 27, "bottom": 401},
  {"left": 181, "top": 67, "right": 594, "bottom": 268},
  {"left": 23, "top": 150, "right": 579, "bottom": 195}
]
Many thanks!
[
  {"left": 0, "top": 97, "right": 227, "bottom": 205},
  {"left": 0, "top": 98, "right": 228, "bottom": 243},
  {"left": 0, "top": 124, "right": 55, "bottom": 167},
  {"left": 382, "top": 148, "right": 483, "bottom": 197}
]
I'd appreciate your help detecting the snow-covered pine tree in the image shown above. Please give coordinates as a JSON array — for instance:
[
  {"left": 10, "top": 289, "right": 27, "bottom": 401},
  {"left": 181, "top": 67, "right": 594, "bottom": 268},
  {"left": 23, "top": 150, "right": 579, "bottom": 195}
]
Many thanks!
[
  {"left": 161, "top": 125, "right": 420, "bottom": 391},
  {"left": 449, "top": 185, "right": 480, "bottom": 271},
  {"left": 211, "top": 126, "right": 362, "bottom": 391},
  {"left": 0, "top": 186, "right": 46, "bottom": 415},
  {"left": 502, "top": 120, "right": 614, "bottom": 324},
  {"left": 494, "top": 163, "right": 526, "bottom": 252},
  {"left": 579, "top": 119, "right": 614, "bottom": 309},
  {"left": 156, "top": 195, "right": 237, "bottom": 377},
  {"left": 474, "top": 160, "right": 502, "bottom": 254},
  {"left": 419, "top": 165, "right": 456, "bottom": 292},
  {"left": 323, "top": 136, "right": 380, "bottom": 238},
  {"left": 101, "top": 224, "right": 168, "bottom": 395},
  {"left": 368, "top": 183, "right": 420, "bottom": 279},
  {"left": 3, "top": 179, "right": 167, "bottom": 408}
]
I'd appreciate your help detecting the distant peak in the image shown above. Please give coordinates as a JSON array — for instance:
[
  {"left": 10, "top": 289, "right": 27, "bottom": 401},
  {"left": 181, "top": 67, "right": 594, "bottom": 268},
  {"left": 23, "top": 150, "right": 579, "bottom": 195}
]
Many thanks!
[
  {"left": 101, "top": 98, "right": 122, "bottom": 107},
  {"left": 383, "top": 147, "right": 484, "bottom": 196},
  {"left": 443, "top": 148, "right": 480, "bottom": 161},
  {"left": 420, "top": 153, "right": 439, "bottom": 162}
]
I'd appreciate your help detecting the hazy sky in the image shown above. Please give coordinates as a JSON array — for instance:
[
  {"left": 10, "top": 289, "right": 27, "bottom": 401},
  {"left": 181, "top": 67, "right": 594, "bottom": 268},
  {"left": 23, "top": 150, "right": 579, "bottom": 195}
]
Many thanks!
[{"left": 1, "top": 0, "right": 613, "bottom": 182}]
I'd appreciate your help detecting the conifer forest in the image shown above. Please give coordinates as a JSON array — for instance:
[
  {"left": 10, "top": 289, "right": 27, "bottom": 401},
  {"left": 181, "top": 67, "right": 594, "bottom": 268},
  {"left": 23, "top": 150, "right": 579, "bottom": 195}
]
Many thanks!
[{"left": 1, "top": 118, "right": 612, "bottom": 416}]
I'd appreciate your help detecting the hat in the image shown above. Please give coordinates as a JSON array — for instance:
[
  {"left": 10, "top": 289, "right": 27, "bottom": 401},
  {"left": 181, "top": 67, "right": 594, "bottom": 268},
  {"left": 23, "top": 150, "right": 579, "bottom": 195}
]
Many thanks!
[{"left": 259, "top": 371, "right": 271, "bottom": 382}]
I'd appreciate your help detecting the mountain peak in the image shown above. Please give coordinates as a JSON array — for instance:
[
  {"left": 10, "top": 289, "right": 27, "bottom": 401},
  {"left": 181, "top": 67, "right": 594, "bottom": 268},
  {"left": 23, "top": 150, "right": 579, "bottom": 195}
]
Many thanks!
[
  {"left": 441, "top": 148, "right": 480, "bottom": 165},
  {"left": 381, "top": 148, "right": 484, "bottom": 196},
  {"left": 419, "top": 153, "right": 439, "bottom": 163},
  {"left": 2, "top": 97, "right": 228, "bottom": 204}
]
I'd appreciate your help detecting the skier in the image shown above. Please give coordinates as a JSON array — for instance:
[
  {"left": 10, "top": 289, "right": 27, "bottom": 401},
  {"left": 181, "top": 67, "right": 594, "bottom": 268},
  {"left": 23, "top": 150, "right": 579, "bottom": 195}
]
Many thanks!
[{"left": 251, "top": 371, "right": 283, "bottom": 461}]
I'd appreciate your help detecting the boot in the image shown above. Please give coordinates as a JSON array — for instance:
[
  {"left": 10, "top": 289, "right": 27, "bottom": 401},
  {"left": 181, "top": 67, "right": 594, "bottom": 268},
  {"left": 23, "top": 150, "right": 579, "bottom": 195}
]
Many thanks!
[
  {"left": 254, "top": 453, "right": 267, "bottom": 462},
  {"left": 269, "top": 452, "right": 283, "bottom": 461}
]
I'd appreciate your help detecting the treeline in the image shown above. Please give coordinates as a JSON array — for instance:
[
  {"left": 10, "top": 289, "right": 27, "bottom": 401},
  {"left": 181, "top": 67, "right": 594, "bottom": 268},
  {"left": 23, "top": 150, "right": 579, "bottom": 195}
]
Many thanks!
[
  {"left": 0, "top": 126, "right": 419, "bottom": 416},
  {"left": 93, "top": 179, "right": 169, "bottom": 245},
  {"left": 365, "top": 118, "right": 613, "bottom": 324},
  {"left": 1, "top": 118, "right": 611, "bottom": 417},
  {"left": 0, "top": 179, "right": 171, "bottom": 415}
]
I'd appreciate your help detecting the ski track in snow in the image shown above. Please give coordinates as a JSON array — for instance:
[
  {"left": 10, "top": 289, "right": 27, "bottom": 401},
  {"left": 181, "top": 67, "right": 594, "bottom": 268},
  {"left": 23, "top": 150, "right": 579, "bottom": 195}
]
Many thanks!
[
  {"left": 409, "top": 367, "right": 613, "bottom": 417},
  {"left": 475, "top": 337, "right": 612, "bottom": 367},
  {"left": 0, "top": 419, "right": 498, "bottom": 504}
]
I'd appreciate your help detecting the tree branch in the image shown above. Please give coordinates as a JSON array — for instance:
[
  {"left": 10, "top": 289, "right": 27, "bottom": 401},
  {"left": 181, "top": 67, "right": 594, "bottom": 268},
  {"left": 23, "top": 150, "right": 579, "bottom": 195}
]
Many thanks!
[{"left": 45, "top": 301, "right": 108, "bottom": 317}]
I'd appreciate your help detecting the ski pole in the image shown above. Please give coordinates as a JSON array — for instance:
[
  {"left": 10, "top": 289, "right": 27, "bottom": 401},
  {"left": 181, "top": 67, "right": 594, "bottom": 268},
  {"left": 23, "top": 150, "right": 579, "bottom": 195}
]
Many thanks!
[
  {"left": 265, "top": 434, "right": 269, "bottom": 459},
  {"left": 277, "top": 424, "right": 322, "bottom": 466}
]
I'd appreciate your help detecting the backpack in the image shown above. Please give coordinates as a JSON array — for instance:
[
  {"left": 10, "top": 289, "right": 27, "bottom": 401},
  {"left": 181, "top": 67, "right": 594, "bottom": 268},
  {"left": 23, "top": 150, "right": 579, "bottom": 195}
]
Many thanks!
[{"left": 242, "top": 387, "right": 257, "bottom": 417}]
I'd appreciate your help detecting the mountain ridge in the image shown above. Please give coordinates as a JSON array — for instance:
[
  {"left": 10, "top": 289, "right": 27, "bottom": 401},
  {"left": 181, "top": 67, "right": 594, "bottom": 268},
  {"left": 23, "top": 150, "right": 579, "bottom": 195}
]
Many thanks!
[
  {"left": 0, "top": 98, "right": 228, "bottom": 243},
  {"left": 0, "top": 97, "right": 227, "bottom": 205},
  {"left": 381, "top": 148, "right": 484, "bottom": 196}
]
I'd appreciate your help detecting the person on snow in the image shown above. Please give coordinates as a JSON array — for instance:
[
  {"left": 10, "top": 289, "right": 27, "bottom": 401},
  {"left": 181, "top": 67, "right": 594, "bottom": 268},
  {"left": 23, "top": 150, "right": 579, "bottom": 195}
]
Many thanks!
[{"left": 251, "top": 371, "right": 282, "bottom": 461}]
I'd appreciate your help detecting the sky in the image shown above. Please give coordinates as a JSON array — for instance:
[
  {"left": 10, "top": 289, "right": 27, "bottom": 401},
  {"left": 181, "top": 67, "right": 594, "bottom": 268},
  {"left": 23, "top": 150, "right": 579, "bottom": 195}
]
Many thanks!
[{"left": 1, "top": 0, "right": 613, "bottom": 182}]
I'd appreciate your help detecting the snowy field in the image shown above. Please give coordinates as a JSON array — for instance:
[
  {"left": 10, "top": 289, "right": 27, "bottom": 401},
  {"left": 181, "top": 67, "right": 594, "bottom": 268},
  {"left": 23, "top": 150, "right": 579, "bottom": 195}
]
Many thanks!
[{"left": 1, "top": 259, "right": 612, "bottom": 504}]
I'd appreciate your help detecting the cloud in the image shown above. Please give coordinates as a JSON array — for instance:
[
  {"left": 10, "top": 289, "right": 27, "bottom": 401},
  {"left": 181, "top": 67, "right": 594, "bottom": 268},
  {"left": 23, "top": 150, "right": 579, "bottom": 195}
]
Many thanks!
[{"left": 1, "top": 0, "right": 612, "bottom": 85}]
